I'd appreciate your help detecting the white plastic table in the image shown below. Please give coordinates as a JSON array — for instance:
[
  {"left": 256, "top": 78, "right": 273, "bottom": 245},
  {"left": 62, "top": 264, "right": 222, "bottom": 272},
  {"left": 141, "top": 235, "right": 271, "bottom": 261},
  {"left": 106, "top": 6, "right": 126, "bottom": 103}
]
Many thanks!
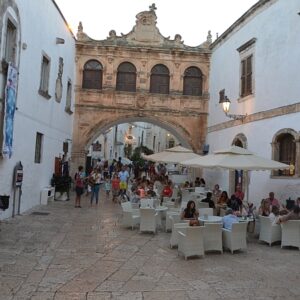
[{"left": 198, "top": 216, "right": 223, "bottom": 223}]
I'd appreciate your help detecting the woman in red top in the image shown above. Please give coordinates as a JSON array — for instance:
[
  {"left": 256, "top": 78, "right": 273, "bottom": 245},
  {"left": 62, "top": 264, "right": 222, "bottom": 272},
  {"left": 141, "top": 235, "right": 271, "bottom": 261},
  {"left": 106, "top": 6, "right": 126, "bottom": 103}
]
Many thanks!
[
  {"left": 111, "top": 174, "right": 120, "bottom": 203},
  {"left": 162, "top": 181, "right": 173, "bottom": 198}
]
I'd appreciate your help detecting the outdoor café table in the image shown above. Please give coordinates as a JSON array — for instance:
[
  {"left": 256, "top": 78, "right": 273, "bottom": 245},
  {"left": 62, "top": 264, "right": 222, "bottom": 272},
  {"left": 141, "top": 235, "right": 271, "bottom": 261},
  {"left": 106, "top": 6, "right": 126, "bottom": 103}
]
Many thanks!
[{"left": 198, "top": 216, "right": 223, "bottom": 223}]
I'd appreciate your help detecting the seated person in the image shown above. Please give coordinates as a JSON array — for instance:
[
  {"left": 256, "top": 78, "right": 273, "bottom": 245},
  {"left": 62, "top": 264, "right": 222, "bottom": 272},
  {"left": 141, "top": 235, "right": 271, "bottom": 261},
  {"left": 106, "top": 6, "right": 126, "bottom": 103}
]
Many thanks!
[
  {"left": 200, "top": 178, "right": 206, "bottom": 187},
  {"left": 146, "top": 185, "right": 157, "bottom": 198},
  {"left": 183, "top": 181, "right": 190, "bottom": 188},
  {"left": 222, "top": 208, "right": 239, "bottom": 230},
  {"left": 258, "top": 199, "right": 270, "bottom": 216},
  {"left": 137, "top": 184, "right": 146, "bottom": 198},
  {"left": 162, "top": 181, "right": 173, "bottom": 198},
  {"left": 277, "top": 205, "right": 300, "bottom": 224},
  {"left": 201, "top": 192, "right": 215, "bottom": 208},
  {"left": 269, "top": 205, "right": 280, "bottom": 225},
  {"left": 217, "top": 191, "right": 229, "bottom": 206},
  {"left": 194, "top": 177, "right": 201, "bottom": 187},
  {"left": 181, "top": 200, "right": 199, "bottom": 220},
  {"left": 227, "top": 194, "right": 242, "bottom": 213},
  {"left": 131, "top": 189, "right": 141, "bottom": 205}
]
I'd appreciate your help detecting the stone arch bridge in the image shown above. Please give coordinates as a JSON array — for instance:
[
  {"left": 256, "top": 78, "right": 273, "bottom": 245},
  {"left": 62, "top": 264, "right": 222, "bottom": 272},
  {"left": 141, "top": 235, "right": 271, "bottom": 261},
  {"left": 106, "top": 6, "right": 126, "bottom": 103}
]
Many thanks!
[{"left": 71, "top": 5, "right": 211, "bottom": 169}]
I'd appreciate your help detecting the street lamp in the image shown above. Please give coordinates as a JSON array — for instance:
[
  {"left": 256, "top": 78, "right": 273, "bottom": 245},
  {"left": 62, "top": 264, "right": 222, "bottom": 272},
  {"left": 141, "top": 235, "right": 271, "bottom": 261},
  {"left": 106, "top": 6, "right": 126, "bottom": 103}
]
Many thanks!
[{"left": 219, "top": 89, "right": 246, "bottom": 121}]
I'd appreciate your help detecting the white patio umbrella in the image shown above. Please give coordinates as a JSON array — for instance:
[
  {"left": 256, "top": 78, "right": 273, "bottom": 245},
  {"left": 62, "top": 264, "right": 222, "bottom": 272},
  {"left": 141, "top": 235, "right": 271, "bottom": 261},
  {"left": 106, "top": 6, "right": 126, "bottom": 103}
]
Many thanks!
[
  {"left": 180, "top": 146, "right": 290, "bottom": 203},
  {"left": 142, "top": 145, "right": 200, "bottom": 164},
  {"left": 180, "top": 146, "right": 289, "bottom": 171}
]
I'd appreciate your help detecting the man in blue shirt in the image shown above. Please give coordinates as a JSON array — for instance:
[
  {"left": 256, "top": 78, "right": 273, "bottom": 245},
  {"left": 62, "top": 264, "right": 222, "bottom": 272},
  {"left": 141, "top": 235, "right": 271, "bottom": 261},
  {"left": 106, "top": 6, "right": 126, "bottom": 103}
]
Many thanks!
[{"left": 222, "top": 208, "right": 239, "bottom": 230}]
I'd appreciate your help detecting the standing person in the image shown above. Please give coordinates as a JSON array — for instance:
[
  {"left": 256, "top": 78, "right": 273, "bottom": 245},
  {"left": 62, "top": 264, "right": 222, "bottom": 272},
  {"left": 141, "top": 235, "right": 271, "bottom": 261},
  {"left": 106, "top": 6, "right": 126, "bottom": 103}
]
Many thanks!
[
  {"left": 266, "top": 192, "right": 280, "bottom": 209},
  {"left": 89, "top": 168, "right": 101, "bottom": 207},
  {"left": 111, "top": 173, "right": 120, "bottom": 203},
  {"left": 234, "top": 184, "right": 244, "bottom": 202},
  {"left": 104, "top": 177, "right": 111, "bottom": 201},
  {"left": 74, "top": 166, "right": 85, "bottom": 208},
  {"left": 119, "top": 165, "right": 130, "bottom": 196}
]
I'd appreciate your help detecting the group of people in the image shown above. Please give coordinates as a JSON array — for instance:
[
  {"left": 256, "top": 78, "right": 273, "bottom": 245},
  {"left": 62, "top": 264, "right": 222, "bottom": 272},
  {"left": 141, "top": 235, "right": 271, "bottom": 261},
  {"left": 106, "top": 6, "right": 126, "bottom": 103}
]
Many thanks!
[
  {"left": 258, "top": 193, "right": 300, "bottom": 224},
  {"left": 74, "top": 159, "right": 131, "bottom": 208}
]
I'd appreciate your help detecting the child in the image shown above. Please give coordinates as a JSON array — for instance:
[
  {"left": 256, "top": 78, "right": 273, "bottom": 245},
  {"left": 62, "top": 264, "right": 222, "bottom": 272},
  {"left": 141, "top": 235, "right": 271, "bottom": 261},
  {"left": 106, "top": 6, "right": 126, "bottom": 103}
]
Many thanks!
[
  {"left": 111, "top": 173, "right": 120, "bottom": 203},
  {"left": 104, "top": 177, "right": 111, "bottom": 201}
]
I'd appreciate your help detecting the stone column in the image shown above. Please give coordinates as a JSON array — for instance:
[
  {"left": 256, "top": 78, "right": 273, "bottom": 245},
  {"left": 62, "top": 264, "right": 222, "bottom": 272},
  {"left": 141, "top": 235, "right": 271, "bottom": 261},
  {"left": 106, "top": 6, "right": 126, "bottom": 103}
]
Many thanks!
[{"left": 70, "top": 150, "right": 86, "bottom": 177}]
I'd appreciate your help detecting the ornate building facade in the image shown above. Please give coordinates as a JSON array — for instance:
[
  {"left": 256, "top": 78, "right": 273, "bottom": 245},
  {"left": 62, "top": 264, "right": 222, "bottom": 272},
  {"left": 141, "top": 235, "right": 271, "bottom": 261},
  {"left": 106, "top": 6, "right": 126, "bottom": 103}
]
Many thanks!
[{"left": 72, "top": 4, "right": 211, "bottom": 169}]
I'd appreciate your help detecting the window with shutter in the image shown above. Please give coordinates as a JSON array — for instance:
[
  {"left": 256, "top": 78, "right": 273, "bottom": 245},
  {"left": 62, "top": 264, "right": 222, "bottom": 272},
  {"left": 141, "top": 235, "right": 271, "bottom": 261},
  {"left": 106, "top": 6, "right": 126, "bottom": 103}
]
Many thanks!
[
  {"left": 82, "top": 60, "right": 102, "bottom": 89},
  {"left": 150, "top": 64, "right": 170, "bottom": 94},
  {"left": 183, "top": 67, "right": 202, "bottom": 96},
  {"left": 116, "top": 62, "right": 136, "bottom": 92},
  {"left": 240, "top": 55, "right": 252, "bottom": 97}
]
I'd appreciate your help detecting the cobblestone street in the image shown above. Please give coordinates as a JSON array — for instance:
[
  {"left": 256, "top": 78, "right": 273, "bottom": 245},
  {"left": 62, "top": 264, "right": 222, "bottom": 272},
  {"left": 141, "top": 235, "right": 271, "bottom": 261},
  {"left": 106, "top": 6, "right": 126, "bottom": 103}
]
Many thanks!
[{"left": 0, "top": 192, "right": 300, "bottom": 300}]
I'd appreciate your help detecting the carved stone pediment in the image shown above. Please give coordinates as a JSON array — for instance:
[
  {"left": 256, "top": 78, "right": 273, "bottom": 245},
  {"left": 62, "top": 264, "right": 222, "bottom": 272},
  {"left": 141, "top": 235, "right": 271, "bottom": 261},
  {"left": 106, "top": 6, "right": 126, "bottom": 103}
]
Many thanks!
[{"left": 76, "top": 5, "right": 210, "bottom": 50}]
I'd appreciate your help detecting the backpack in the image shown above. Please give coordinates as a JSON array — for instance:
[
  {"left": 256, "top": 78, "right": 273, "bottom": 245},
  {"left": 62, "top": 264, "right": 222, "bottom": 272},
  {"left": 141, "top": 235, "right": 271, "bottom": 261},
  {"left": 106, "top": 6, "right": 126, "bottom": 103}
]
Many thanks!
[{"left": 75, "top": 172, "right": 84, "bottom": 188}]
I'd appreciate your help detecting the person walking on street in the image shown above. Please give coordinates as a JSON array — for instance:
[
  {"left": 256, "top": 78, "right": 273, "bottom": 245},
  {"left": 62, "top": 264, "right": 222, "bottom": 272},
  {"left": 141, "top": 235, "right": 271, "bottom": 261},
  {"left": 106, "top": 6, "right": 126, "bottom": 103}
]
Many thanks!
[
  {"left": 74, "top": 166, "right": 85, "bottom": 208},
  {"left": 89, "top": 168, "right": 101, "bottom": 207}
]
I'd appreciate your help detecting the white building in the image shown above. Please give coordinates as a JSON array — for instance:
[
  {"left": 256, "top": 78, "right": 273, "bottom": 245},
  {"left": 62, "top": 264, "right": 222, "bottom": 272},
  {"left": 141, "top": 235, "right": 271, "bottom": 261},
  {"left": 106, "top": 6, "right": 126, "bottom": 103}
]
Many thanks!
[
  {"left": 88, "top": 122, "right": 178, "bottom": 164},
  {"left": 206, "top": 0, "right": 300, "bottom": 205},
  {"left": 0, "top": 0, "right": 75, "bottom": 219}
]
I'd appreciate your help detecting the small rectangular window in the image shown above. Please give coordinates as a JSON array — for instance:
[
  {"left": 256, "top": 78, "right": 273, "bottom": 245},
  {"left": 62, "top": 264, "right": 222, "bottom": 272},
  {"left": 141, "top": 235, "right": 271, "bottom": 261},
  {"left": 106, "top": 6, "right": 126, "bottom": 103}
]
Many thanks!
[
  {"left": 34, "top": 132, "right": 43, "bottom": 163},
  {"left": 240, "top": 55, "right": 253, "bottom": 97},
  {"left": 65, "top": 80, "right": 72, "bottom": 113},
  {"left": 153, "top": 136, "right": 156, "bottom": 150},
  {"left": 4, "top": 20, "right": 17, "bottom": 63},
  {"left": 39, "top": 55, "right": 50, "bottom": 97}
]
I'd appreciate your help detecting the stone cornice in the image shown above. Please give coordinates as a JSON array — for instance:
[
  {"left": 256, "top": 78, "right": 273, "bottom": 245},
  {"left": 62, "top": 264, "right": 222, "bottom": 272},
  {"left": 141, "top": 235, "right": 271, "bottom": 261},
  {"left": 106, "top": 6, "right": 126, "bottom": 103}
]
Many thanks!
[
  {"left": 76, "top": 42, "right": 211, "bottom": 56},
  {"left": 208, "top": 102, "right": 300, "bottom": 133}
]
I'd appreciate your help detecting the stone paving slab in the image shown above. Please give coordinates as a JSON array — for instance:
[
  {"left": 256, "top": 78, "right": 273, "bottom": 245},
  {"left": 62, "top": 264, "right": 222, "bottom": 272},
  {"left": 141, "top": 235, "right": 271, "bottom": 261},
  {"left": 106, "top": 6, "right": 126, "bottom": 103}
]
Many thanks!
[{"left": 0, "top": 192, "right": 299, "bottom": 299}]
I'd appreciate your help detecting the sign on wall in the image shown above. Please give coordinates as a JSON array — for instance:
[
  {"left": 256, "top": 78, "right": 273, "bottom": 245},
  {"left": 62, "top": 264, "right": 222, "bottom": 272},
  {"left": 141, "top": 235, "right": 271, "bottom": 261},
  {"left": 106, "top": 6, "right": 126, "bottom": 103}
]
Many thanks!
[{"left": 3, "top": 63, "right": 18, "bottom": 158}]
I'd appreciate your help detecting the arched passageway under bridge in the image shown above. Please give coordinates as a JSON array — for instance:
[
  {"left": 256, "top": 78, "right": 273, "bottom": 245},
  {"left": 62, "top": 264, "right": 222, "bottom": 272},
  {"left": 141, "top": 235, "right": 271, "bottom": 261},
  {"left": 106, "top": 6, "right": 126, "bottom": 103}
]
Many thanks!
[{"left": 71, "top": 112, "right": 207, "bottom": 172}]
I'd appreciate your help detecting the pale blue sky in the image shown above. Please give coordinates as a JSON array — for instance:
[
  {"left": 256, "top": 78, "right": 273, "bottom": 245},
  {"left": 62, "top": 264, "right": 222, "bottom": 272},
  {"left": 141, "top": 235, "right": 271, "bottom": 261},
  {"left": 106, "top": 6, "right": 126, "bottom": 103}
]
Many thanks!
[{"left": 55, "top": 0, "right": 258, "bottom": 46}]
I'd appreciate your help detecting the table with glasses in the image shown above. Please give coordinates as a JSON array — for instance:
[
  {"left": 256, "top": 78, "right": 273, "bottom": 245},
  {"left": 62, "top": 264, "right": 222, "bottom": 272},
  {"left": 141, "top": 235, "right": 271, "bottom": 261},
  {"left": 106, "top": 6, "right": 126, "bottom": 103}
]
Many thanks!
[{"left": 198, "top": 216, "right": 223, "bottom": 223}]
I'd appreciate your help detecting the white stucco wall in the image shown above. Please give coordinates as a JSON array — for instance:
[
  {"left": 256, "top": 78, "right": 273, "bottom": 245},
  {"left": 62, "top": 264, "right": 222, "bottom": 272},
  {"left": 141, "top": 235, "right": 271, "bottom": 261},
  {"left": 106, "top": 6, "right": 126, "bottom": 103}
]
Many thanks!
[
  {"left": 206, "top": 0, "right": 300, "bottom": 207},
  {"left": 209, "top": 0, "right": 300, "bottom": 126},
  {"left": 0, "top": 0, "right": 75, "bottom": 219}
]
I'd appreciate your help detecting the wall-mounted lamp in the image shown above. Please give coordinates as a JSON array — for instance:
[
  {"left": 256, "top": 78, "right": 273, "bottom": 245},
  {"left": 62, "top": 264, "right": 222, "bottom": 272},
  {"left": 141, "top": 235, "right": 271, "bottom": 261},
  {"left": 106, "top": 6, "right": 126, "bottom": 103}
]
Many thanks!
[{"left": 219, "top": 89, "right": 246, "bottom": 121}]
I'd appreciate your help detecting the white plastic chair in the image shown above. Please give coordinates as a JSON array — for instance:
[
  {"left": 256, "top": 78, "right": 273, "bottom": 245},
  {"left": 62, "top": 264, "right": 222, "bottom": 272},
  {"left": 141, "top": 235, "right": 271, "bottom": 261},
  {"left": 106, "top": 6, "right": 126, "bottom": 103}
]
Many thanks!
[
  {"left": 222, "top": 222, "right": 248, "bottom": 254},
  {"left": 139, "top": 208, "right": 157, "bottom": 234},
  {"left": 165, "top": 210, "right": 181, "bottom": 232},
  {"left": 169, "top": 215, "right": 189, "bottom": 248},
  {"left": 178, "top": 226, "right": 205, "bottom": 260},
  {"left": 281, "top": 220, "right": 300, "bottom": 250},
  {"left": 259, "top": 216, "right": 281, "bottom": 246},
  {"left": 204, "top": 223, "right": 223, "bottom": 253},
  {"left": 121, "top": 201, "right": 132, "bottom": 211},
  {"left": 140, "top": 198, "right": 154, "bottom": 208},
  {"left": 122, "top": 211, "right": 140, "bottom": 230},
  {"left": 198, "top": 202, "right": 209, "bottom": 209},
  {"left": 199, "top": 208, "right": 213, "bottom": 217}
]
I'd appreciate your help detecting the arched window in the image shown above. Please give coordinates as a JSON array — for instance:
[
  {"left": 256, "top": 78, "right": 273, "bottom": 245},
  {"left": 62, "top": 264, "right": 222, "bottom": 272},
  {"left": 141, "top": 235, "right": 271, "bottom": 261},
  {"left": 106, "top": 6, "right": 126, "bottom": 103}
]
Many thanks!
[
  {"left": 183, "top": 67, "right": 203, "bottom": 96},
  {"left": 278, "top": 134, "right": 295, "bottom": 165},
  {"left": 150, "top": 64, "right": 170, "bottom": 94},
  {"left": 116, "top": 62, "right": 136, "bottom": 92},
  {"left": 277, "top": 134, "right": 295, "bottom": 176},
  {"left": 82, "top": 60, "right": 102, "bottom": 89},
  {"left": 272, "top": 129, "right": 299, "bottom": 177}
]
